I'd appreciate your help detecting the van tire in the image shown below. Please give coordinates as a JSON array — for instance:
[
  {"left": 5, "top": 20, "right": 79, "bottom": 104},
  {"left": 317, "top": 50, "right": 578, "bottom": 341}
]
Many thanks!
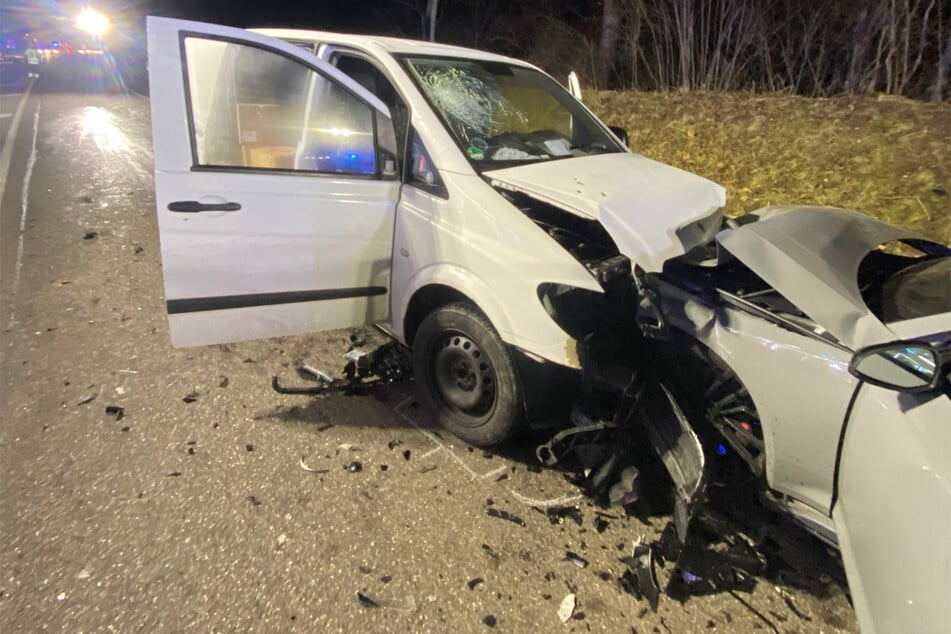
[{"left": 413, "top": 302, "right": 523, "bottom": 447}]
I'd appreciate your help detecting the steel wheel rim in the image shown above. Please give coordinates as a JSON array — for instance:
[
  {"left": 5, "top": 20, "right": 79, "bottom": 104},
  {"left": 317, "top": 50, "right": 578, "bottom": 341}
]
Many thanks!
[{"left": 430, "top": 332, "right": 497, "bottom": 422}]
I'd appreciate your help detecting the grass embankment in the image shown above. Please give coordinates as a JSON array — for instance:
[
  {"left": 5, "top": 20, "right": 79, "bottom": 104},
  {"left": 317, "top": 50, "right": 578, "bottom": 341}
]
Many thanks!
[{"left": 588, "top": 91, "right": 951, "bottom": 245}]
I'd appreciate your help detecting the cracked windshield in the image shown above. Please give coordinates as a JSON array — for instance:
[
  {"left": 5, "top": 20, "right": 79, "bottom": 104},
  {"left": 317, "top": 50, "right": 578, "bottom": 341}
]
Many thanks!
[{"left": 403, "top": 57, "right": 622, "bottom": 166}]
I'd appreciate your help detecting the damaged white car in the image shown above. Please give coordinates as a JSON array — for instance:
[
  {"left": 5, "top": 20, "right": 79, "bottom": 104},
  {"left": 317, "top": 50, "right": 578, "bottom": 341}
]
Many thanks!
[{"left": 146, "top": 17, "right": 950, "bottom": 634}]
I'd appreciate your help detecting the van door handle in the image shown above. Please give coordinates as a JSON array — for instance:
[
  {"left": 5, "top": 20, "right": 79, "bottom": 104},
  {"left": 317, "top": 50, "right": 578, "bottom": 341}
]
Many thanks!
[{"left": 167, "top": 201, "right": 242, "bottom": 213}]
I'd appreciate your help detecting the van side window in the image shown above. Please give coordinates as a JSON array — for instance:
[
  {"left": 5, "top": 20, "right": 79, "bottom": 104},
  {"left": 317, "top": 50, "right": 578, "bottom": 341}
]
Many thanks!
[
  {"left": 183, "top": 37, "right": 382, "bottom": 176},
  {"left": 332, "top": 53, "right": 409, "bottom": 176},
  {"left": 408, "top": 129, "right": 447, "bottom": 199}
]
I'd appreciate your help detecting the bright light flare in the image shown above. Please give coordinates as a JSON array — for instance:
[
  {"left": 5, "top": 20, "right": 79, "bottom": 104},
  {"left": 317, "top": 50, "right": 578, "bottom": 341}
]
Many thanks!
[{"left": 76, "top": 8, "right": 111, "bottom": 38}]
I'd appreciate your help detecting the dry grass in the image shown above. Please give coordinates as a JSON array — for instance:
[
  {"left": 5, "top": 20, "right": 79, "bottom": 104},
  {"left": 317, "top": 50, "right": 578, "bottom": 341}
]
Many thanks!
[{"left": 586, "top": 91, "right": 951, "bottom": 244}]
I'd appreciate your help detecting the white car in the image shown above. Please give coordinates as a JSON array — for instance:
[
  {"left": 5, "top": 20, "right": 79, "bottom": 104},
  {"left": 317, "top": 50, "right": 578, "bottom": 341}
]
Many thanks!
[{"left": 146, "top": 17, "right": 950, "bottom": 633}]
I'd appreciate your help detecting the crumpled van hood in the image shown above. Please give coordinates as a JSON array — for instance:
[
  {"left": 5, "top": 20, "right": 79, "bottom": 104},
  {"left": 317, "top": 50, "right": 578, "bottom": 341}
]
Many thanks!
[{"left": 485, "top": 153, "right": 726, "bottom": 272}]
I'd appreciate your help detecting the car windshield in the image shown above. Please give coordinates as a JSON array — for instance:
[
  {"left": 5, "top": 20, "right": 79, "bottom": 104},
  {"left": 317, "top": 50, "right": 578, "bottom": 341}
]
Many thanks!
[{"left": 401, "top": 56, "right": 623, "bottom": 168}]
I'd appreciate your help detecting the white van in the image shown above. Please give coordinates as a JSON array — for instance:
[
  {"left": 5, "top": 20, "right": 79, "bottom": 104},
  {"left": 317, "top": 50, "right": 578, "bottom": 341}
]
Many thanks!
[{"left": 147, "top": 17, "right": 726, "bottom": 446}]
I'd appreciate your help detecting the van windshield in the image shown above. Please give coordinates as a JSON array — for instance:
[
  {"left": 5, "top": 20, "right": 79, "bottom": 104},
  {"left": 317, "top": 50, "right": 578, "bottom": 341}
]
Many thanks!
[{"left": 401, "top": 56, "right": 623, "bottom": 168}]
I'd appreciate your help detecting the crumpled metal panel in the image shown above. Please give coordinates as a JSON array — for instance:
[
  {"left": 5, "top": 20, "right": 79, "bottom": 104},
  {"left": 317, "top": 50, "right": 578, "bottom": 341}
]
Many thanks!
[
  {"left": 485, "top": 153, "right": 726, "bottom": 272},
  {"left": 716, "top": 206, "right": 927, "bottom": 350}
]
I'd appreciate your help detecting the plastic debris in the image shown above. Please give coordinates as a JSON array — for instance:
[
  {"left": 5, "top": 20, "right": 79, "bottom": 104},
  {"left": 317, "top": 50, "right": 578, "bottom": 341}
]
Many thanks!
[
  {"left": 344, "top": 461, "right": 363, "bottom": 473},
  {"left": 105, "top": 405, "right": 124, "bottom": 421},
  {"left": 608, "top": 465, "right": 641, "bottom": 506},
  {"left": 683, "top": 571, "right": 703, "bottom": 584},
  {"left": 297, "top": 362, "right": 334, "bottom": 384},
  {"left": 467, "top": 577, "right": 484, "bottom": 590},
  {"left": 486, "top": 508, "right": 526, "bottom": 527},
  {"left": 557, "top": 593, "right": 576, "bottom": 623},
  {"left": 299, "top": 456, "right": 329, "bottom": 473},
  {"left": 356, "top": 590, "right": 417, "bottom": 612},
  {"left": 620, "top": 537, "right": 660, "bottom": 612},
  {"left": 564, "top": 551, "right": 589, "bottom": 568},
  {"left": 276, "top": 342, "right": 411, "bottom": 396}
]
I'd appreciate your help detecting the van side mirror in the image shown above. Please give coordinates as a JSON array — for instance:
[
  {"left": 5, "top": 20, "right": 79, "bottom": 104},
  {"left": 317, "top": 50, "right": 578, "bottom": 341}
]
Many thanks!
[
  {"left": 849, "top": 342, "right": 944, "bottom": 393},
  {"left": 609, "top": 126, "right": 629, "bottom": 147}
]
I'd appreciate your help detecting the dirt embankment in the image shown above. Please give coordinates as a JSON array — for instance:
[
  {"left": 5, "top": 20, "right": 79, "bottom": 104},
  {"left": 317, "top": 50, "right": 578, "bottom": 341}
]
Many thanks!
[{"left": 589, "top": 91, "right": 951, "bottom": 245}]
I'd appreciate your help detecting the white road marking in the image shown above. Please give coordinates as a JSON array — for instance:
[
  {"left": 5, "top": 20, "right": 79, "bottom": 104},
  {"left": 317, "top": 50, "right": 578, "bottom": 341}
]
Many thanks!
[
  {"left": 420, "top": 446, "right": 443, "bottom": 459},
  {"left": 0, "top": 81, "right": 33, "bottom": 200},
  {"left": 7, "top": 102, "right": 40, "bottom": 328},
  {"left": 0, "top": 113, "right": 12, "bottom": 119}
]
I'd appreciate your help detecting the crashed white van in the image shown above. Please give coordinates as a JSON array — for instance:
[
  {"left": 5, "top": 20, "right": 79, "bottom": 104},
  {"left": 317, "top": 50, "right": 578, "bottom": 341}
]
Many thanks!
[{"left": 147, "top": 17, "right": 950, "bottom": 634}]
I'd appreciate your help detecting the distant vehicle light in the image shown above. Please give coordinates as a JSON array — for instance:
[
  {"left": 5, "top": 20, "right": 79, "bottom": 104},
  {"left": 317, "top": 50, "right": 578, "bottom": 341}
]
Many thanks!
[{"left": 76, "top": 8, "right": 111, "bottom": 38}]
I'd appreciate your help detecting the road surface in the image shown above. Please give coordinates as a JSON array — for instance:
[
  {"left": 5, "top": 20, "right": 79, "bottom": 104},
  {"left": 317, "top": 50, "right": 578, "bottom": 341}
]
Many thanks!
[{"left": 0, "top": 56, "right": 859, "bottom": 632}]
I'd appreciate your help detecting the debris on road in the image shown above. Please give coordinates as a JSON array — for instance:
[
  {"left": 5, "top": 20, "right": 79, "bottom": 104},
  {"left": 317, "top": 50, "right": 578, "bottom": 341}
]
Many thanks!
[
  {"left": 486, "top": 507, "right": 526, "bottom": 527},
  {"left": 557, "top": 593, "right": 576, "bottom": 623},
  {"left": 542, "top": 505, "right": 583, "bottom": 526},
  {"left": 564, "top": 551, "right": 589, "bottom": 568},
  {"left": 467, "top": 577, "right": 484, "bottom": 590},
  {"left": 607, "top": 465, "right": 641, "bottom": 506},
  {"left": 166, "top": 471, "right": 182, "bottom": 477},
  {"left": 76, "top": 392, "right": 98, "bottom": 406},
  {"left": 273, "top": 341, "right": 412, "bottom": 396},
  {"left": 620, "top": 537, "right": 660, "bottom": 612},
  {"left": 182, "top": 392, "right": 199, "bottom": 404},
  {"left": 299, "top": 456, "right": 329, "bottom": 474},
  {"left": 296, "top": 361, "right": 334, "bottom": 384},
  {"left": 104, "top": 405, "right": 124, "bottom": 421},
  {"left": 248, "top": 495, "right": 262, "bottom": 506},
  {"left": 593, "top": 514, "right": 611, "bottom": 533},
  {"left": 82, "top": 231, "right": 98, "bottom": 240},
  {"left": 356, "top": 590, "right": 417, "bottom": 612},
  {"left": 344, "top": 461, "right": 363, "bottom": 473},
  {"left": 482, "top": 614, "right": 497, "bottom": 627}
]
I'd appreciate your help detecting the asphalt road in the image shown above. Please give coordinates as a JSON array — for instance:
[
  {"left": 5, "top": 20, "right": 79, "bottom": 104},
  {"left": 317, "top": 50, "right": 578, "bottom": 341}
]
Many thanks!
[{"left": 0, "top": 58, "right": 859, "bottom": 633}]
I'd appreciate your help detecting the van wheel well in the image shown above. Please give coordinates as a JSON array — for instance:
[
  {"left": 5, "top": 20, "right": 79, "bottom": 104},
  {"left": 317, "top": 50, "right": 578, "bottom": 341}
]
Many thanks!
[{"left": 404, "top": 284, "right": 473, "bottom": 346}]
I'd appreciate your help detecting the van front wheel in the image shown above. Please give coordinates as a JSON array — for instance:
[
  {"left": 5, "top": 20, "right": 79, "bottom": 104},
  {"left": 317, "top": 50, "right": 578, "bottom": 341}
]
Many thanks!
[{"left": 412, "top": 303, "right": 523, "bottom": 447}]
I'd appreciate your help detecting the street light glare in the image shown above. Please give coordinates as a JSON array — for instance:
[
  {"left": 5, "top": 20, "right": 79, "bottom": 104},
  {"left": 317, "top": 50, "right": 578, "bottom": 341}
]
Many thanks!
[{"left": 77, "top": 8, "right": 110, "bottom": 38}]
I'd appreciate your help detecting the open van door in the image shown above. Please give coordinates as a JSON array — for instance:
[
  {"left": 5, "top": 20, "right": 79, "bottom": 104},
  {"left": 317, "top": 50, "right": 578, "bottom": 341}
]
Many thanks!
[{"left": 147, "top": 17, "right": 400, "bottom": 347}]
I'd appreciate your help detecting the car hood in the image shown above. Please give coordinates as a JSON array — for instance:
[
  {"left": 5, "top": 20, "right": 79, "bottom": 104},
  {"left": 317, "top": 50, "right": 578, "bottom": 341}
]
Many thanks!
[
  {"left": 716, "top": 206, "right": 940, "bottom": 350},
  {"left": 485, "top": 153, "right": 726, "bottom": 272}
]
